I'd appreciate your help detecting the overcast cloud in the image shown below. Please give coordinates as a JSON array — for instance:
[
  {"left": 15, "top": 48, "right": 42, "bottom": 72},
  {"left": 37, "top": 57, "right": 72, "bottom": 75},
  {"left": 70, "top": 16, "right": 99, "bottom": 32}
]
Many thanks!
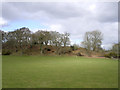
[{"left": 1, "top": 2, "right": 118, "bottom": 49}]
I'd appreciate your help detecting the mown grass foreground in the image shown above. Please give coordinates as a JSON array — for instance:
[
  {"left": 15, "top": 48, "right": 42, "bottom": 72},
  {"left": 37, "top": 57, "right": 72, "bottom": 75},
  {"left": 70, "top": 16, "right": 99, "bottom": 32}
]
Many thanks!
[{"left": 2, "top": 56, "right": 118, "bottom": 88}]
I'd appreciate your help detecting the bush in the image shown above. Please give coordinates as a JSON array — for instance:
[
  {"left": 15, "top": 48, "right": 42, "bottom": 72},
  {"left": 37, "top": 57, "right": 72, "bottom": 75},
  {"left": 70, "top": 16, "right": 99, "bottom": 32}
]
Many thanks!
[
  {"left": 104, "top": 52, "right": 117, "bottom": 58},
  {"left": 70, "top": 46, "right": 75, "bottom": 51},
  {"left": 70, "top": 44, "right": 79, "bottom": 51},
  {"left": 58, "top": 47, "right": 72, "bottom": 55},
  {"left": 2, "top": 50, "right": 11, "bottom": 55},
  {"left": 104, "top": 54, "right": 111, "bottom": 58},
  {"left": 76, "top": 52, "right": 83, "bottom": 56}
]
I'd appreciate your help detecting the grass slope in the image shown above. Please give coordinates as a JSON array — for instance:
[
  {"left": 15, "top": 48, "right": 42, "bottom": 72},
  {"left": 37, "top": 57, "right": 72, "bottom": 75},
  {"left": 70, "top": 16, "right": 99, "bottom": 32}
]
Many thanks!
[{"left": 2, "top": 56, "right": 118, "bottom": 88}]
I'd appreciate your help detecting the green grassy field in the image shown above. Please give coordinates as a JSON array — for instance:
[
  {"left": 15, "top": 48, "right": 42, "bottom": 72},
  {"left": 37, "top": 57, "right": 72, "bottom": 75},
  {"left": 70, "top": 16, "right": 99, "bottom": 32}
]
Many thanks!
[{"left": 2, "top": 56, "right": 118, "bottom": 88}]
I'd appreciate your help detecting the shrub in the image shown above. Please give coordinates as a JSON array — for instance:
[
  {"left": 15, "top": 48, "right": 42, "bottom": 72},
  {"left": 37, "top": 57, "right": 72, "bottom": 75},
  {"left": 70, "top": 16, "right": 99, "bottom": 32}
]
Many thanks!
[
  {"left": 70, "top": 44, "right": 79, "bottom": 51},
  {"left": 58, "top": 47, "right": 72, "bottom": 55},
  {"left": 76, "top": 52, "right": 83, "bottom": 56},
  {"left": 104, "top": 54, "right": 111, "bottom": 58},
  {"left": 70, "top": 46, "right": 75, "bottom": 51},
  {"left": 2, "top": 50, "right": 11, "bottom": 55},
  {"left": 104, "top": 52, "right": 117, "bottom": 58}
]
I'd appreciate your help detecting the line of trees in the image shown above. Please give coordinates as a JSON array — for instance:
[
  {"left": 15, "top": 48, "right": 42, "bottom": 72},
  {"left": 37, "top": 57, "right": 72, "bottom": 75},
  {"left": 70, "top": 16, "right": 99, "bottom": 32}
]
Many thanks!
[
  {"left": 2, "top": 27, "right": 113, "bottom": 57},
  {"left": 1, "top": 27, "right": 70, "bottom": 55},
  {"left": 1, "top": 27, "right": 119, "bottom": 58}
]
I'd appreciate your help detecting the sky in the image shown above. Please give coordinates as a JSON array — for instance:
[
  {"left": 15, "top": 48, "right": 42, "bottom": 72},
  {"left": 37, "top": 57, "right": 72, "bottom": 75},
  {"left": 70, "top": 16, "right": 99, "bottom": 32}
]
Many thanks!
[{"left": 0, "top": 2, "right": 118, "bottom": 50}]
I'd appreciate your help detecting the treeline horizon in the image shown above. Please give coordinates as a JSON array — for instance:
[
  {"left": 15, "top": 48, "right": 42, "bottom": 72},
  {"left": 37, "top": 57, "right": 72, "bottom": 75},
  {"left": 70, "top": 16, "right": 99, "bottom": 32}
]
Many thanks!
[
  {"left": 1, "top": 27, "right": 71, "bottom": 46},
  {"left": 1, "top": 27, "right": 72, "bottom": 55},
  {"left": 1, "top": 27, "right": 104, "bottom": 49},
  {"left": 0, "top": 27, "right": 119, "bottom": 58}
]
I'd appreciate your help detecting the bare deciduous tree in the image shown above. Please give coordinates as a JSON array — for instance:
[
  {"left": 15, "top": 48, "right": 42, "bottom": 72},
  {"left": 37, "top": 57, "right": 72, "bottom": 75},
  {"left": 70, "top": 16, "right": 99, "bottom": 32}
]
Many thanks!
[
  {"left": 62, "top": 32, "right": 70, "bottom": 47},
  {"left": 82, "top": 30, "right": 103, "bottom": 52}
]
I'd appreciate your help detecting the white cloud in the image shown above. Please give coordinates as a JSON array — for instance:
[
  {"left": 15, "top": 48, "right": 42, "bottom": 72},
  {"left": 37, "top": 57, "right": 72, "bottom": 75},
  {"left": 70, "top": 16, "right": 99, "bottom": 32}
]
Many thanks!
[
  {"left": 88, "top": 4, "right": 96, "bottom": 13},
  {"left": 1, "top": 2, "right": 118, "bottom": 49},
  {"left": 101, "top": 44, "right": 114, "bottom": 50},
  {"left": 49, "top": 24, "right": 65, "bottom": 33},
  {"left": 0, "top": 17, "right": 8, "bottom": 26}
]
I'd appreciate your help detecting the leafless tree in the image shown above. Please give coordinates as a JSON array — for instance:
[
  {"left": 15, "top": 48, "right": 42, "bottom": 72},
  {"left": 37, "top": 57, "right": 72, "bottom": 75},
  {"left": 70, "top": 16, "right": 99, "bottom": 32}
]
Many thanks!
[{"left": 82, "top": 30, "right": 103, "bottom": 54}]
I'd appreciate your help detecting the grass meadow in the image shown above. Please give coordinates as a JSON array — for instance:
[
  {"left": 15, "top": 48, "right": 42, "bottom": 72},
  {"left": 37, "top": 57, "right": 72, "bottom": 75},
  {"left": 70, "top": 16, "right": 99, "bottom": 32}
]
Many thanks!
[{"left": 2, "top": 56, "right": 118, "bottom": 88}]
